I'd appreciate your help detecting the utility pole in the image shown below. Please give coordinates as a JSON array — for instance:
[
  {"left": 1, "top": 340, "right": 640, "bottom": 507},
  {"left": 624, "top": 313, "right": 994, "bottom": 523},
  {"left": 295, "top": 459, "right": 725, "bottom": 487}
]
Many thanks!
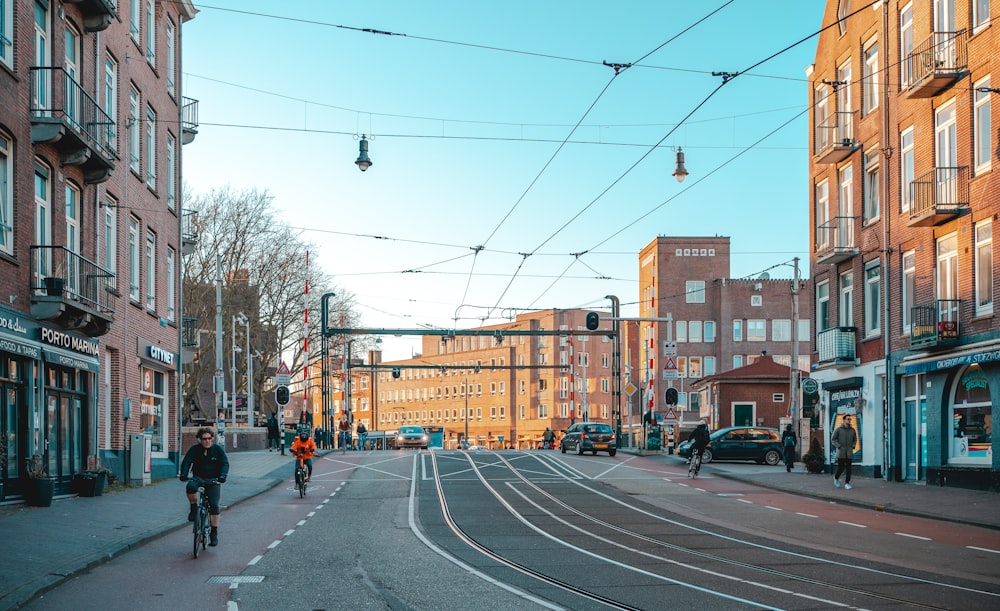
[
  {"left": 214, "top": 256, "right": 225, "bottom": 442},
  {"left": 790, "top": 257, "right": 801, "bottom": 451}
]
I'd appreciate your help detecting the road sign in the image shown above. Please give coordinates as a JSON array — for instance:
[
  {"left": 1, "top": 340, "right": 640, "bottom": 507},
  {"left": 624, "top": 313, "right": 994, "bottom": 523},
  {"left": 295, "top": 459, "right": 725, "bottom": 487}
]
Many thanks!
[
  {"left": 276, "top": 360, "right": 291, "bottom": 386},
  {"left": 623, "top": 380, "right": 638, "bottom": 396},
  {"left": 662, "top": 357, "right": 678, "bottom": 380},
  {"left": 663, "top": 341, "right": 677, "bottom": 357},
  {"left": 663, "top": 406, "right": 679, "bottom": 425},
  {"left": 802, "top": 377, "right": 819, "bottom": 394}
]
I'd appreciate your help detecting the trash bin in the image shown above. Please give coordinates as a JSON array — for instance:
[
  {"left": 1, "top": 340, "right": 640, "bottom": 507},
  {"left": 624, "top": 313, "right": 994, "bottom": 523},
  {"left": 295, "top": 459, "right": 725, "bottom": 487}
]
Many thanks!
[{"left": 647, "top": 425, "right": 662, "bottom": 451}]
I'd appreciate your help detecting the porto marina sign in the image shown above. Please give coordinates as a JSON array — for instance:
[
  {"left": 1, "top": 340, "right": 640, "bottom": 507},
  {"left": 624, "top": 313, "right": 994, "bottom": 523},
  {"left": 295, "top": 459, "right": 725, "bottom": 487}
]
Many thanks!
[{"left": 40, "top": 327, "right": 99, "bottom": 356}]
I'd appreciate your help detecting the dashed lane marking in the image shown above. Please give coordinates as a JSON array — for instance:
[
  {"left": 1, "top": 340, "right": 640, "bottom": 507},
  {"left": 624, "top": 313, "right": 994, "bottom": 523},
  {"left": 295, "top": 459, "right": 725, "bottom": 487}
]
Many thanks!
[{"left": 895, "top": 532, "right": 931, "bottom": 541}]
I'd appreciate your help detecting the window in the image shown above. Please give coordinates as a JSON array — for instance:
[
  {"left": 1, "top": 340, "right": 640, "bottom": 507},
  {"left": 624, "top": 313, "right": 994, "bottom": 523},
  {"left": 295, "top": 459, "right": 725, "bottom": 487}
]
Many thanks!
[
  {"left": 772, "top": 319, "right": 791, "bottom": 342},
  {"left": 938, "top": 234, "right": 959, "bottom": 327},
  {"left": 747, "top": 320, "right": 766, "bottom": 341},
  {"left": 733, "top": 319, "right": 743, "bottom": 342},
  {"left": 815, "top": 84, "right": 830, "bottom": 153},
  {"left": 799, "top": 320, "right": 811, "bottom": 342},
  {"left": 146, "top": 231, "right": 156, "bottom": 311},
  {"left": 837, "top": 0, "right": 850, "bottom": 35},
  {"left": 950, "top": 364, "right": 992, "bottom": 464},
  {"left": 128, "top": 89, "right": 140, "bottom": 173},
  {"left": 101, "top": 197, "right": 117, "bottom": 276},
  {"left": 145, "top": 106, "right": 156, "bottom": 188},
  {"left": 976, "top": 222, "right": 993, "bottom": 316},
  {"left": 704, "top": 357, "right": 716, "bottom": 376},
  {"left": 900, "top": 127, "right": 914, "bottom": 212},
  {"left": 0, "top": 0, "right": 12, "bottom": 67},
  {"left": 166, "top": 247, "right": 176, "bottom": 323},
  {"left": 817, "top": 280, "right": 830, "bottom": 334},
  {"left": 863, "top": 150, "right": 879, "bottom": 223},
  {"left": 165, "top": 19, "right": 176, "bottom": 96},
  {"left": 33, "top": 1, "right": 50, "bottom": 108},
  {"left": 675, "top": 321, "right": 687, "bottom": 342},
  {"left": 129, "top": 218, "right": 140, "bottom": 302},
  {"left": 840, "top": 271, "right": 854, "bottom": 327},
  {"left": 838, "top": 164, "right": 853, "bottom": 247},
  {"left": 677, "top": 357, "right": 687, "bottom": 378},
  {"left": 899, "top": 4, "right": 913, "bottom": 87},
  {"left": 733, "top": 355, "right": 743, "bottom": 369},
  {"left": 130, "top": 0, "right": 141, "bottom": 41},
  {"left": 974, "top": 77, "right": 992, "bottom": 174},
  {"left": 815, "top": 179, "right": 830, "bottom": 249},
  {"left": 973, "top": 0, "right": 990, "bottom": 30},
  {"left": 539, "top": 404, "right": 548, "bottom": 418},
  {"left": 689, "top": 357, "right": 702, "bottom": 379},
  {"left": 704, "top": 321, "right": 716, "bottom": 343},
  {"left": 145, "top": 0, "right": 155, "bottom": 65},
  {"left": 936, "top": 102, "right": 957, "bottom": 203},
  {"left": 34, "top": 164, "right": 51, "bottom": 284},
  {"left": 836, "top": 61, "right": 853, "bottom": 140},
  {"left": 864, "top": 263, "right": 881, "bottom": 336},
  {"left": 103, "top": 56, "right": 117, "bottom": 146},
  {"left": 689, "top": 321, "right": 702, "bottom": 343},
  {"left": 902, "top": 250, "right": 915, "bottom": 334},
  {"left": 862, "top": 38, "right": 878, "bottom": 115},
  {"left": 685, "top": 280, "right": 705, "bottom": 303},
  {"left": 65, "top": 183, "right": 81, "bottom": 293},
  {"left": 0, "top": 133, "right": 10, "bottom": 254},
  {"left": 139, "top": 367, "right": 165, "bottom": 453}
]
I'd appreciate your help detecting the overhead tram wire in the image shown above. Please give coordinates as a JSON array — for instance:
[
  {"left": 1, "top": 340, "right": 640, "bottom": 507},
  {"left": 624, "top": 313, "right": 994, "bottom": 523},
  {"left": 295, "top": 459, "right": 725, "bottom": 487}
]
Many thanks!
[{"left": 517, "top": 3, "right": 876, "bottom": 308}]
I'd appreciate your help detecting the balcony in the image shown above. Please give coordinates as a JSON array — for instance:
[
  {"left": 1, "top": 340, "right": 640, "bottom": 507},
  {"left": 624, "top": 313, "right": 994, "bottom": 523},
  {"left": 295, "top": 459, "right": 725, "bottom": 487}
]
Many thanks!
[
  {"left": 64, "top": 0, "right": 117, "bottom": 32},
  {"left": 181, "top": 97, "right": 199, "bottom": 144},
  {"left": 30, "top": 246, "right": 116, "bottom": 337},
  {"left": 910, "top": 300, "right": 961, "bottom": 351},
  {"left": 814, "top": 110, "right": 859, "bottom": 164},
  {"left": 908, "top": 166, "right": 969, "bottom": 227},
  {"left": 815, "top": 216, "right": 859, "bottom": 265},
  {"left": 815, "top": 326, "right": 857, "bottom": 367},
  {"left": 904, "top": 30, "right": 967, "bottom": 98},
  {"left": 30, "top": 67, "right": 117, "bottom": 184},
  {"left": 182, "top": 209, "right": 199, "bottom": 255}
]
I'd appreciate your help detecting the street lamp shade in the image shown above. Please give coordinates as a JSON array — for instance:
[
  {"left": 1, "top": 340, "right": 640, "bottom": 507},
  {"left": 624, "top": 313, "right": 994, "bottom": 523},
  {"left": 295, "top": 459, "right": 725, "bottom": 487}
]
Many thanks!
[
  {"left": 672, "top": 147, "right": 688, "bottom": 183},
  {"left": 355, "top": 135, "right": 373, "bottom": 172}
]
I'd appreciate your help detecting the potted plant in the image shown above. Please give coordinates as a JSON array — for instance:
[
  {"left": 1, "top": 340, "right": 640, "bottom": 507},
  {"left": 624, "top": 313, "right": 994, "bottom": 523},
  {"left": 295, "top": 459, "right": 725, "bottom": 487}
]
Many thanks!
[
  {"left": 83, "top": 465, "right": 112, "bottom": 496},
  {"left": 44, "top": 276, "right": 65, "bottom": 296},
  {"left": 25, "top": 454, "right": 54, "bottom": 507},
  {"left": 802, "top": 436, "right": 826, "bottom": 474}
]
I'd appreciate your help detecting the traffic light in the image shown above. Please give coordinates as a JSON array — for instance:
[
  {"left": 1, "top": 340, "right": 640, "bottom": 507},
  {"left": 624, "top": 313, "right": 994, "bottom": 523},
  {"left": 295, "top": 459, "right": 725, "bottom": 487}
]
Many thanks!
[
  {"left": 665, "top": 387, "right": 678, "bottom": 405},
  {"left": 586, "top": 311, "right": 600, "bottom": 330},
  {"left": 275, "top": 385, "right": 290, "bottom": 406},
  {"left": 392, "top": 367, "right": 401, "bottom": 379}
]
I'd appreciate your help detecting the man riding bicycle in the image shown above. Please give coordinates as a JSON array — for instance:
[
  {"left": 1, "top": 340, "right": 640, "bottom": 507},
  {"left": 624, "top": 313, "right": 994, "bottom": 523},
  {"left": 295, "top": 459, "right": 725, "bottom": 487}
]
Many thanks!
[
  {"left": 337, "top": 416, "right": 351, "bottom": 450},
  {"left": 180, "top": 427, "right": 229, "bottom": 547},
  {"left": 356, "top": 422, "right": 368, "bottom": 451},
  {"left": 290, "top": 431, "right": 317, "bottom": 481},
  {"left": 688, "top": 419, "right": 711, "bottom": 465}
]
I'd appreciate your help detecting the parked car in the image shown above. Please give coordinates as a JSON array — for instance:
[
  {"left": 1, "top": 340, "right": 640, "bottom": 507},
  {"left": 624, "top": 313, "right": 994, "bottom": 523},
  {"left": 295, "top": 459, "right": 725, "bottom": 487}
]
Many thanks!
[
  {"left": 677, "top": 426, "right": 783, "bottom": 465},
  {"left": 396, "top": 426, "right": 429, "bottom": 449},
  {"left": 560, "top": 422, "right": 617, "bottom": 456}
]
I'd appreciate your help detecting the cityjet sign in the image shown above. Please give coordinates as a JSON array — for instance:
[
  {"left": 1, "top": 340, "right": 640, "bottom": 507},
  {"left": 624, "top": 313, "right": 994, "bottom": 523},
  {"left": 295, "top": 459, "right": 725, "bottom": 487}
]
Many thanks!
[
  {"left": 40, "top": 328, "right": 100, "bottom": 357},
  {"left": 148, "top": 345, "right": 175, "bottom": 366}
]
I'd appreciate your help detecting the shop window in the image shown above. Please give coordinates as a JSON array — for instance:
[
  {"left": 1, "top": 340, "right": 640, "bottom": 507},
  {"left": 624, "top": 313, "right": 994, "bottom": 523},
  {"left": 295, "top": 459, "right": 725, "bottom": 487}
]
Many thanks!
[{"left": 951, "top": 365, "right": 992, "bottom": 464}]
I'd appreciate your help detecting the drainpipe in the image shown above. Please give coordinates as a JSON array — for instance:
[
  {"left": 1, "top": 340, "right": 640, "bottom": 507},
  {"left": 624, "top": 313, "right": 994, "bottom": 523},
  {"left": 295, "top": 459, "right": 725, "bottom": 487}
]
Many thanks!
[{"left": 880, "top": 0, "right": 894, "bottom": 481}]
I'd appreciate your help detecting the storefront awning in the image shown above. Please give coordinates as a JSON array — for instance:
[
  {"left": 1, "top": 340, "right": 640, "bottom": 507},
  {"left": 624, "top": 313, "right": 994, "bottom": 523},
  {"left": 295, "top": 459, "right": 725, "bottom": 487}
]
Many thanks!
[
  {"left": 43, "top": 346, "right": 100, "bottom": 373},
  {"left": 902, "top": 340, "right": 1000, "bottom": 375}
]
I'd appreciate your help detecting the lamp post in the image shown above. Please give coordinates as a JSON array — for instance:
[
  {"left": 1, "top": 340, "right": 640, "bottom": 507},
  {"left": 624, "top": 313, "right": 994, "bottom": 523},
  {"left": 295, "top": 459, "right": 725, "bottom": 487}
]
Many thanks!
[
  {"left": 231, "top": 314, "right": 245, "bottom": 426},
  {"left": 320, "top": 292, "right": 336, "bottom": 443},
  {"left": 463, "top": 378, "right": 469, "bottom": 449},
  {"left": 370, "top": 338, "right": 382, "bottom": 437},
  {"left": 346, "top": 338, "right": 357, "bottom": 425}
]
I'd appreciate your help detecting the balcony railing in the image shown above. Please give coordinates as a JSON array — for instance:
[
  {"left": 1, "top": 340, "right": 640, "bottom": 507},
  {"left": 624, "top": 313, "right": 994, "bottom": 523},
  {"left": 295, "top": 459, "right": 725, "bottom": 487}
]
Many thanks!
[
  {"left": 181, "top": 97, "right": 199, "bottom": 144},
  {"left": 30, "top": 245, "right": 116, "bottom": 314},
  {"left": 182, "top": 317, "right": 200, "bottom": 348},
  {"left": 905, "top": 29, "right": 967, "bottom": 98},
  {"left": 908, "top": 166, "right": 969, "bottom": 226},
  {"left": 910, "top": 300, "right": 961, "bottom": 350},
  {"left": 814, "top": 110, "right": 859, "bottom": 164},
  {"left": 29, "top": 66, "right": 117, "bottom": 183},
  {"left": 815, "top": 216, "right": 858, "bottom": 265},
  {"left": 182, "top": 209, "right": 199, "bottom": 255},
  {"left": 816, "top": 326, "right": 857, "bottom": 366}
]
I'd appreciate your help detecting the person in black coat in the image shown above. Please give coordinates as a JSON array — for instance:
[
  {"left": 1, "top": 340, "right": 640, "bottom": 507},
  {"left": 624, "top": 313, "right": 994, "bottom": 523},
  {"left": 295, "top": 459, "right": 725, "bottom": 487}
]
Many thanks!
[
  {"left": 179, "top": 427, "right": 229, "bottom": 546},
  {"left": 781, "top": 423, "right": 797, "bottom": 472}
]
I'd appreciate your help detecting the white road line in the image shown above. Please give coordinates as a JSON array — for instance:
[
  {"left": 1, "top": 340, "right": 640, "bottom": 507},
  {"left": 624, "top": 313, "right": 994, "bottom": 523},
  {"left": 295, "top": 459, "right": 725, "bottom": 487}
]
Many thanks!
[
  {"left": 677, "top": 483, "right": 689, "bottom": 487},
  {"left": 283, "top": 529, "right": 295, "bottom": 536},
  {"left": 764, "top": 506, "right": 782, "bottom": 511},
  {"left": 694, "top": 488, "right": 707, "bottom": 493},
  {"left": 895, "top": 532, "right": 931, "bottom": 541},
  {"left": 967, "top": 546, "right": 1000, "bottom": 554},
  {"left": 736, "top": 498, "right": 753, "bottom": 504},
  {"left": 297, "top": 520, "right": 306, "bottom": 526},
  {"left": 838, "top": 521, "right": 867, "bottom": 528},
  {"left": 247, "top": 555, "right": 263, "bottom": 565},
  {"left": 307, "top": 511, "right": 316, "bottom": 517},
  {"left": 795, "top": 512, "right": 818, "bottom": 518},
  {"left": 267, "top": 540, "right": 281, "bottom": 549}
]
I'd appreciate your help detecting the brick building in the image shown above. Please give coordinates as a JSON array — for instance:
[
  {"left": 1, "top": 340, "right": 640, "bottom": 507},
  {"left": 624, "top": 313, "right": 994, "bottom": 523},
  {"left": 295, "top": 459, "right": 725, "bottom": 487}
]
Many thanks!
[
  {"left": 690, "top": 355, "right": 803, "bottom": 430},
  {"left": 638, "top": 236, "right": 810, "bottom": 431},
  {"left": 808, "top": 0, "right": 998, "bottom": 489},
  {"left": 0, "top": 1, "right": 197, "bottom": 498}
]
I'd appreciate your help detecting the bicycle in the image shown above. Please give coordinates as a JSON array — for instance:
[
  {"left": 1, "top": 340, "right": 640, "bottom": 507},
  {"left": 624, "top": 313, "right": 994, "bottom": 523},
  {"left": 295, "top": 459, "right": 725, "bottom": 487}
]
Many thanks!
[
  {"left": 688, "top": 449, "right": 703, "bottom": 478},
  {"left": 192, "top": 477, "right": 219, "bottom": 558},
  {"left": 293, "top": 455, "right": 308, "bottom": 498},
  {"left": 339, "top": 430, "right": 350, "bottom": 454}
]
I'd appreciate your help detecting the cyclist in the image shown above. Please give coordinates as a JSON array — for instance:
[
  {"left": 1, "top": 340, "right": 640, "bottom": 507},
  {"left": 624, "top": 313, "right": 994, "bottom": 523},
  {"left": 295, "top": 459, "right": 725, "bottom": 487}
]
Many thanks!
[
  {"left": 687, "top": 419, "right": 711, "bottom": 468},
  {"left": 179, "top": 427, "right": 229, "bottom": 547},
  {"left": 290, "top": 431, "right": 317, "bottom": 481},
  {"left": 356, "top": 421, "right": 368, "bottom": 451},
  {"left": 338, "top": 415, "right": 352, "bottom": 450}
]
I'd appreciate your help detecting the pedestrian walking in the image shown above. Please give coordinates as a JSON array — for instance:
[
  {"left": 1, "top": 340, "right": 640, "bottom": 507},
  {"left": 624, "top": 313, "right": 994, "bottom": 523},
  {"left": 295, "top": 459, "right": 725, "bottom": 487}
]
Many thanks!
[
  {"left": 831, "top": 414, "right": 858, "bottom": 490},
  {"left": 266, "top": 414, "right": 279, "bottom": 451},
  {"left": 781, "top": 423, "right": 796, "bottom": 472},
  {"left": 542, "top": 427, "right": 555, "bottom": 449}
]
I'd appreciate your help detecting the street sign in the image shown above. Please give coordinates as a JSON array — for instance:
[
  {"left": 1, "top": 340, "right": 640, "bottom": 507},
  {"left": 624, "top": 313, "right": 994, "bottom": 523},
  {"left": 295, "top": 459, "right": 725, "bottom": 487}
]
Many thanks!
[
  {"left": 663, "top": 341, "right": 676, "bottom": 357},
  {"left": 662, "top": 357, "right": 678, "bottom": 380},
  {"left": 623, "top": 380, "right": 638, "bottom": 396},
  {"left": 663, "top": 406, "right": 679, "bottom": 425},
  {"left": 276, "top": 360, "right": 291, "bottom": 386},
  {"left": 802, "top": 377, "right": 819, "bottom": 394}
]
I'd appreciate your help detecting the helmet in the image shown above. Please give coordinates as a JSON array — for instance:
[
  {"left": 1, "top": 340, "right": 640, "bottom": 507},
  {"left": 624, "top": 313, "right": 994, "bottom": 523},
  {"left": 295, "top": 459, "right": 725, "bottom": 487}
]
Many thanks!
[{"left": 299, "top": 433, "right": 309, "bottom": 441}]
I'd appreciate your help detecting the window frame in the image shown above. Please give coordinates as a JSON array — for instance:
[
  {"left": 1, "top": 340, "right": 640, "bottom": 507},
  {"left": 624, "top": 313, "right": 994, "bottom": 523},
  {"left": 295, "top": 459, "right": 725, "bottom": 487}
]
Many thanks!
[
  {"left": 902, "top": 250, "right": 915, "bottom": 335},
  {"left": 817, "top": 280, "right": 830, "bottom": 334},
  {"left": 840, "top": 270, "right": 854, "bottom": 328},
  {"left": 145, "top": 230, "right": 156, "bottom": 312},
  {"left": 862, "top": 37, "right": 879, "bottom": 115},
  {"left": 974, "top": 76, "right": 992, "bottom": 174},
  {"left": 976, "top": 221, "right": 993, "bottom": 317},
  {"left": 747, "top": 319, "right": 766, "bottom": 342},
  {"left": 685, "top": 280, "right": 705, "bottom": 303},
  {"left": 863, "top": 149, "right": 880, "bottom": 223},
  {"left": 0, "top": 133, "right": 11, "bottom": 254},
  {"left": 145, "top": 106, "right": 156, "bottom": 189},
  {"left": 864, "top": 262, "right": 881, "bottom": 337},
  {"left": 815, "top": 179, "right": 830, "bottom": 250},
  {"left": 900, "top": 127, "right": 914, "bottom": 213},
  {"left": 129, "top": 218, "right": 140, "bottom": 302},
  {"left": 899, "top": 3, "right": 913, "bottom": 88}
]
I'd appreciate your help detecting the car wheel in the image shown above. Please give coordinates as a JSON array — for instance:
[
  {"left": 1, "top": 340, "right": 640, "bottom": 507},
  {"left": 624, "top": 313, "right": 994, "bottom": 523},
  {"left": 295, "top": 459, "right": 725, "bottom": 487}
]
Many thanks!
[
  {"left": 609, "top": 449, "right": 617, "bottom": 457},
  {"left": 592, "top": 450, "right": 598, "bottom": 455},
  {"left": 577, "top": 442, "right": 584, "bottom": 456},
  {"left": 701, "top": 448, "right": 714, "bottom": 463},
  {"left": 763, "top": 449, "right": 782, "bottom": 466},
  {"left": 561, "top": 443, "right": 567, "bottom": 454}
]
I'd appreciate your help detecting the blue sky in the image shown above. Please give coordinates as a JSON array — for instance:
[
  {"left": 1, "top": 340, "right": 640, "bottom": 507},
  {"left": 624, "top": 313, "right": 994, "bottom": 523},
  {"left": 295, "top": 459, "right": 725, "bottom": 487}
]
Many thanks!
[{"left": 182, "top": 1, "right": 825, "bottom": 360}]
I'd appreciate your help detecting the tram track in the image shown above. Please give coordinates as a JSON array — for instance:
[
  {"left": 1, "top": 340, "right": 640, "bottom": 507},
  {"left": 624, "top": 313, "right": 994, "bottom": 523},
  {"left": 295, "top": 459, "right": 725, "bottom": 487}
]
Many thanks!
[{"left": 425, "top": 449, "right": 1000, "bottom": 610}]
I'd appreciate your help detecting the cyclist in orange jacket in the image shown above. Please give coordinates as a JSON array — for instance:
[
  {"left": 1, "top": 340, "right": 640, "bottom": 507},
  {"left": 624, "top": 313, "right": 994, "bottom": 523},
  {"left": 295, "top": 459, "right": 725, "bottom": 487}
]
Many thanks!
[{"left": 290, "top": 431, "right": 317, "bottom": 481}]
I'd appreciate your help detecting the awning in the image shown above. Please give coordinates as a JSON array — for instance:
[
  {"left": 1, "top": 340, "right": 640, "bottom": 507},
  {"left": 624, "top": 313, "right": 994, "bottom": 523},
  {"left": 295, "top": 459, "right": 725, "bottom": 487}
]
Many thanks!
[
  {"left": 43, "top": 346, "right": 100, "bottom": 373},
  {"left": 901, "top": 339, "right": 1000, "bottom": 375}
]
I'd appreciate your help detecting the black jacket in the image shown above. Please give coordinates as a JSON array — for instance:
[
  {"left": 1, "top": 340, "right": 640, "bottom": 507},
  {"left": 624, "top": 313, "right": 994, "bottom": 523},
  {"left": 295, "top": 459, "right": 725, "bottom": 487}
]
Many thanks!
[
  {"left": 688, "top": 425, "right": 710, "bottom": 450},
  {"left": 180, "top": 443, "right": 230, "bottom": 480}
]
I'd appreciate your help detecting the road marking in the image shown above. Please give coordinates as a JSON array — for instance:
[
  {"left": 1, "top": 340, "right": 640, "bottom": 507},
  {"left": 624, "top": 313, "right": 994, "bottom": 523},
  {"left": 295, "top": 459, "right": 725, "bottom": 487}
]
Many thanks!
[
  {"left": 307, "top": 511, "right": 316, "bottom": 517},
  {"left": 267, "top": 540, "right": 281, "bottom": 549},
  {"left": 283, "top": 529, "right": 295, "bottom": 536},
  {"left": 736, "top": 499, "right": 753, "bottom": 504},
  {"left": 795, "top": 512, "right": 818, "bottom": 518},
  {"left": 895, "top": 532, "right": 931, "bottom": 541},
  {"left": 764, "top": 506, "right": 782, "bottom": 511},
  {"left": 297, "top": 520, "right": 306, "bottom": 526},
  {"left": 967, "top": 546, "right": 1000, "bottom": 554},
  {"left": 694, "top": 488, "right": 707, "bottom": 493},
  {"left": 838, "top": 521, "right": 867, "bottom": 528},
  {"left": 248, "top": 555, "right": 263, "bottom": 565}
]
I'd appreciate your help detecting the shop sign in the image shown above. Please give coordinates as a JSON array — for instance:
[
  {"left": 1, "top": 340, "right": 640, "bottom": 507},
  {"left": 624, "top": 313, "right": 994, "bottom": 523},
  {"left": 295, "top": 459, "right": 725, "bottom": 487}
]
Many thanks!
[
  {"left": 148, "top": 345, "right": 175, "bottom": 366},
  {"left": 40, "top": 327, "right": 99, "bottom": 356}
]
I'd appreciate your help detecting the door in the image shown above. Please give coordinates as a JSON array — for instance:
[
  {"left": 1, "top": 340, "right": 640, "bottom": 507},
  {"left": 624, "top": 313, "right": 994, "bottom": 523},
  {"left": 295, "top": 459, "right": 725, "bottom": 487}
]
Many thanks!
[
  {"left": 934, "top": 0, "right": 955, "bottom": 66},
  {"left": 733, "top": 403, "right": 754, "bottom": 427},
  {"left": 64, "top": 24, "right": 81, "bottom": 127},
  {"left": 935, "top": 102, "right": 957, "bottom": 205}
]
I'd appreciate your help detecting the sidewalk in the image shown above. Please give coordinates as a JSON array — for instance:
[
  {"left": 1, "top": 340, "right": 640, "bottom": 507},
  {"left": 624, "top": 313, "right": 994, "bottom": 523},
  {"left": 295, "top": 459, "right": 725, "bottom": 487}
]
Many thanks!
[
  {"left": 1, "top": 449, "right": 998, "bottom": 610},
  {"left": 631, "top": 449, "right": 1000, "bottom": 531}
]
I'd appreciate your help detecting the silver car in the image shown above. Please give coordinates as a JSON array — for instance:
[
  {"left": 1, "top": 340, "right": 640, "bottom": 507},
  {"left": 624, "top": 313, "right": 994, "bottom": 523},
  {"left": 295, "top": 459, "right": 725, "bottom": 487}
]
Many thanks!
[{"left": 396, "top": 426, "right": 428, "bottom": 449}]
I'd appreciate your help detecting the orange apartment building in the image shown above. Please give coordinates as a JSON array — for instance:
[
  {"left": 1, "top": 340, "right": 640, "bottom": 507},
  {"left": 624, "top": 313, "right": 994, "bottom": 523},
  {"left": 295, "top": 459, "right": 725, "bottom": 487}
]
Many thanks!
[{"left": 808, "top": 0, "right": 997, "bottom": 489}]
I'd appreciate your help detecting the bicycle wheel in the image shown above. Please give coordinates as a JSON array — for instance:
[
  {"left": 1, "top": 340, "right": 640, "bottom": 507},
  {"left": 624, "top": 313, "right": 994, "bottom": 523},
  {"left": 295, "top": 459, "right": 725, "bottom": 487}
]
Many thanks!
[
  {"left": 193, "top": 505, "right": 206, "bottom": 558},
  {"left": 297, "top": 470, "right": 306, "bottom": 498}
]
